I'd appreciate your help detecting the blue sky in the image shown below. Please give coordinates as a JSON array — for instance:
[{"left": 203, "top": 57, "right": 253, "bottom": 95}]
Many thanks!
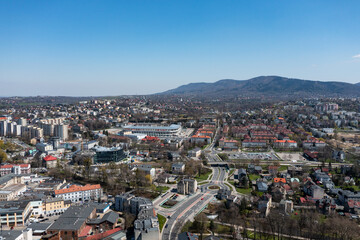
[{"left": 1, "top": 1, "right": 360, "bottom": 96}]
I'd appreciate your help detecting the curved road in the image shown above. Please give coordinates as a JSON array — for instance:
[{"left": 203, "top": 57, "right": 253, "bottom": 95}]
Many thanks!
[
  {"left": 162, "top": 124, "right": 231, "bottom": 240},
  {"left": 162, "top": 166, "right": 229, "bottom": 240}
]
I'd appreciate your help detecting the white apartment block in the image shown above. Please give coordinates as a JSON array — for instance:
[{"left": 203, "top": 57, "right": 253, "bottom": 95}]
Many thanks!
[{"left": 54, "top": 184, "right": 103, "bottom": 203}]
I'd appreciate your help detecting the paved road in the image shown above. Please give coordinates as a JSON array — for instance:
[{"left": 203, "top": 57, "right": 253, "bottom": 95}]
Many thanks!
[
  {"left": 162, "top": 123, "right": 233, "bottom": 240},
  {"left": 162, "top": 166, "right": 230, "bottom": 240},
  {"left": 162, "top": 191, "right": 214, "bottom": 240}
]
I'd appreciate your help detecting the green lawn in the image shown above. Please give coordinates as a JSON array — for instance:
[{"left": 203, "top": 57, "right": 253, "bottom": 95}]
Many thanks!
[
  {"left": 228, "top": 168, "right": 235, "bottom": 178},
  {"left": 215, "top": 223, "right": 233, "bottom": 234},
  {"left": 228, "top": 180, "right": 252, "bottom": 195},
  {"left": 225, "top": 182, "right": 233, "bottom": 189},
  {"left": 198, "top": 181, "right": 209, "bottom": 185},
  {"left": 156, "top": 186, "right": 170, "bottom": 193},
  {"left": 246, "top": 230, "right": 292, "bottom": 240},
  {"left": 195, "top": 170, "right": 212, "bottom": 181},
  {"left": 157, "top": 214, "right": 167, "bottom": 232},
  {"left": 278, "top": 165, "right": 288, "bottom": 171},
  {"left": 236, "top": 188, "right": 252, "bottom": 194},
  {"left": 248, "top": 174, "right": 259, "bottom": 181},
  {"left": 181, "top": 221, "right": 193, "bottom": 232}
]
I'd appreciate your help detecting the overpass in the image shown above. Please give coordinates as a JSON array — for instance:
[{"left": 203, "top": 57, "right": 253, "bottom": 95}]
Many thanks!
[{"left": 208, "top": 162, "right": 230, "bottom": 169}]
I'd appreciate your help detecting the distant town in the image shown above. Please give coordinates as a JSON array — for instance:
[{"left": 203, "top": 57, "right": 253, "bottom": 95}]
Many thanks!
[{"left": 0, "top": 96, "right": 360, "bottom": 240}]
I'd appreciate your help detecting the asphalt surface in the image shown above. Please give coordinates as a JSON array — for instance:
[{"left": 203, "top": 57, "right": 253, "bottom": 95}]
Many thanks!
[
  {"left": 162, "top": 166, "right": 229, "bottom": 240},
  {"left": 162, "top": 124, "right": 232, "bottom": 240}
]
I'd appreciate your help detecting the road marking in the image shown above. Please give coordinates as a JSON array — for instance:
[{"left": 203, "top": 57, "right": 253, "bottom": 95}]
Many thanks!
[{"left": 176, "top": 192, "right": 209, "bottom": 220}]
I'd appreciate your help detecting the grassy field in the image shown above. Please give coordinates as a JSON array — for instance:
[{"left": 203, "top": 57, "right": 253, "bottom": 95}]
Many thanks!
[
  {"left": 156, "top": 186, "right": 170, "bottom": 193},
  {"left": 157, "top": 214, "right": 167, "bottom": 232},
  {"left": 181, "top": 221, "right": 193, "bottom": 232},
  {"left": 228, "top": 180, "right": 252, "bottom": 194},
  {"left": 236, "top": 188, "right": 252, "bottom": 194},
  {"left": 278, "top": 165, "right": 288, "bottom": 171},
  {"left": 248, "top": 174, "right": 259, "bottom": 181},
  {"left": 195, "top": 170, "right": 212, "bottom": 181},
  {"left": 228, "top": 168, "right": 235, "bottom": 179},
  {"left": 225, "top": 182, "right": 233, "bottom": 189},
  {"left": 198, "top": 181, "right": 209, "bottom": 185},
  {"left": 246, "top": 230, "right": 292, "bottom": 240}
]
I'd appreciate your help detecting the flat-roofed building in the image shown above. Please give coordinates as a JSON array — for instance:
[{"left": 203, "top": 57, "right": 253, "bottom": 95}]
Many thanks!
[
  {"left": 0, "top": 229, "right": 32, "bottom": 240},
  {"left": 0, "top": 184, "right": 26, "bottom": 201},
  {"left": 0, "top": 200, "right": 32, "bottom": 227},
  {"left": 123, "top": 123, "right": 181, "bottom": 137},
  {"left": 93, "top": 146, "right": 126, "bottom": 163}
]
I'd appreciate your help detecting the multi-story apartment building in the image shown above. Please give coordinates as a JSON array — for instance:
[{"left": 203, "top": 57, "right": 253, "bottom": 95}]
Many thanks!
[
  {"left": 177, "top": 179, "right": 197, "bottom": 195},
  {"left": 42, "top": 198, "right": 71, "bottom": 216},
  {"left": 0, "top": 164, "right": 31, "bottom": 176},
  {"left": 0, "top": 121, "right": 21, "bottom": 136},
  {"left": 54, "top": 124, "right": 69, "bottom": 141},
  {"left": 242, "top": 139, "right": 267, "bottom": 148},
  {"left": 315, "top": 103, "right": 339, "bottom": 112},
  {"left": 21, "top": 125, "right": 44, "bottom": 139},
  {"left": 41, "top": 123, "right": 55, "bottom": 136},
  {"left": 54, "top": 184, "right": 103, "bottom": 203},
  {"left": 273, "top": 140, "right": 298, "bottom": 148}
]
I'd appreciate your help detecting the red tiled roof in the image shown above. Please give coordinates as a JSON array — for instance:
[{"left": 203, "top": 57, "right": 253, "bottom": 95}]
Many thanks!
[
  {"left": 79, "top": 225, "right": 93, "bottom": 237},
  {"left": 84, "top": 228, "right": 123, "bottom": 240},
  {"left": 142, "top": 136, "right": 160, "bottom": 141},
  {"left": 191, "top": 135, "right": 211, "bottom": 139},
  {"left": 44, "top": 155, "right": 57, "bottom": 161},
  {"left": 274, "top": 178, "right": 286, "bottom": 183},
  {"left": 55, "top": 184, "right": 101, "bottom": 195},
  {"left": 0, "top": 164, "right": 30, "bottom": 169}
]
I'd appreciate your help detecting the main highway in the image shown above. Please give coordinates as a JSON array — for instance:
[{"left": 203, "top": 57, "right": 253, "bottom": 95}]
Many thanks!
[
  {"left": 161, "top": 125, "right": 232, "bottom": 240},
  {"left": 161, "top": 166, "right": 228, "bottom": 240}
]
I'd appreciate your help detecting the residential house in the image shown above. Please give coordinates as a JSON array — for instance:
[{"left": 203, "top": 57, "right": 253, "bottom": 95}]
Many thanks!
[
  {"left": 43, "top": 155, "right": 58, "bottom": 169},
  {"left": 188, "top": 148, "right": 202, "bottom": 158},
  {"left": 268, "top": 166, "right": 279, "bottom": 176},
  {"left": 256, "top": 180, "right": 268, "bottom": 192},
  {"left": 303, "top": 180, "right": 325, "bottom": 199},
  {"left": 216, "top": 189, "right": 232, "bottom": 200},
  {"left": 338, "top": 190, "right": 360, "bottom": 204},
  {"left": 172, "top": 162, "right": 185, "bottom": 174},
  {"left": 234, "top": 168, "right": 247, "bottom": 180},
  {"left": 135, "top": 165, "right": 156, "bottom": 178},
  {"left": 258, "top": 194, "right": 272, "bottom": 217}
]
